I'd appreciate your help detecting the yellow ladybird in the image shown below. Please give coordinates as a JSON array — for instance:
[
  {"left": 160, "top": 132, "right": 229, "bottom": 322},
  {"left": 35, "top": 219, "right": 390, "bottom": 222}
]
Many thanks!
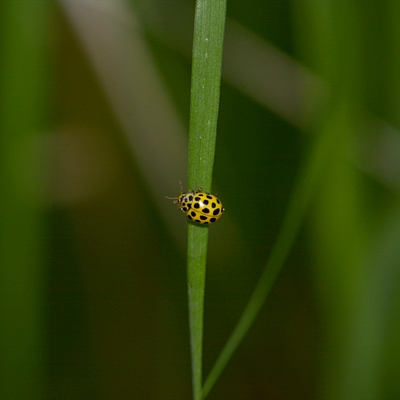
[{"left": 166, "top": 182, "right": 224, "bottom": 225}]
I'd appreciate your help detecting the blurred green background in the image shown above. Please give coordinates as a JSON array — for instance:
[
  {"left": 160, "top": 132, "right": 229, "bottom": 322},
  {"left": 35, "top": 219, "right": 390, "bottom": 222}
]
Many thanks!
[{"left": 1, "top": 0, "right": 400, "bottom": 399}]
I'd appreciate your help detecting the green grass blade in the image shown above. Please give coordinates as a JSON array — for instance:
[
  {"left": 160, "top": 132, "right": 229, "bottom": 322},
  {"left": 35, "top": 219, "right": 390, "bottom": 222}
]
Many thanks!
[
  {"left": 202, "top": 115, "right": 335, "bottom": 398},
  {"left": 188, "top": 0, "right": 227, "bottom": 191},
  {"left": 186, "top": 1, "right": 226, "bottom": 399},
  {"left": 0, "top": 2, "right": 48, "bottom": 399}
]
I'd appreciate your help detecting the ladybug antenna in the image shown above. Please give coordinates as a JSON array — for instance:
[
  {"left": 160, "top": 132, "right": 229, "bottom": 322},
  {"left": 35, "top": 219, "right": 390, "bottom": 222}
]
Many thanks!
[{"left": 165, "top": 180, "right": 184, "bottom": 201}]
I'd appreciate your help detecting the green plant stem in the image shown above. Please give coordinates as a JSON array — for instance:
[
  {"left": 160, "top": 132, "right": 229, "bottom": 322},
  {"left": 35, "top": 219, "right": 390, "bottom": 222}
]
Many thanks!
[{"left": 186, "top": 1, "right": 226, "bottom": 399}]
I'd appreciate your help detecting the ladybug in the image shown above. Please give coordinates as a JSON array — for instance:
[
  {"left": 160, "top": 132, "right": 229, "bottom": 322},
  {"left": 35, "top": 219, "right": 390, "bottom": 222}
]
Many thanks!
[{"left": 166, "top": 181, "right": 224, "bottom": 225}]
